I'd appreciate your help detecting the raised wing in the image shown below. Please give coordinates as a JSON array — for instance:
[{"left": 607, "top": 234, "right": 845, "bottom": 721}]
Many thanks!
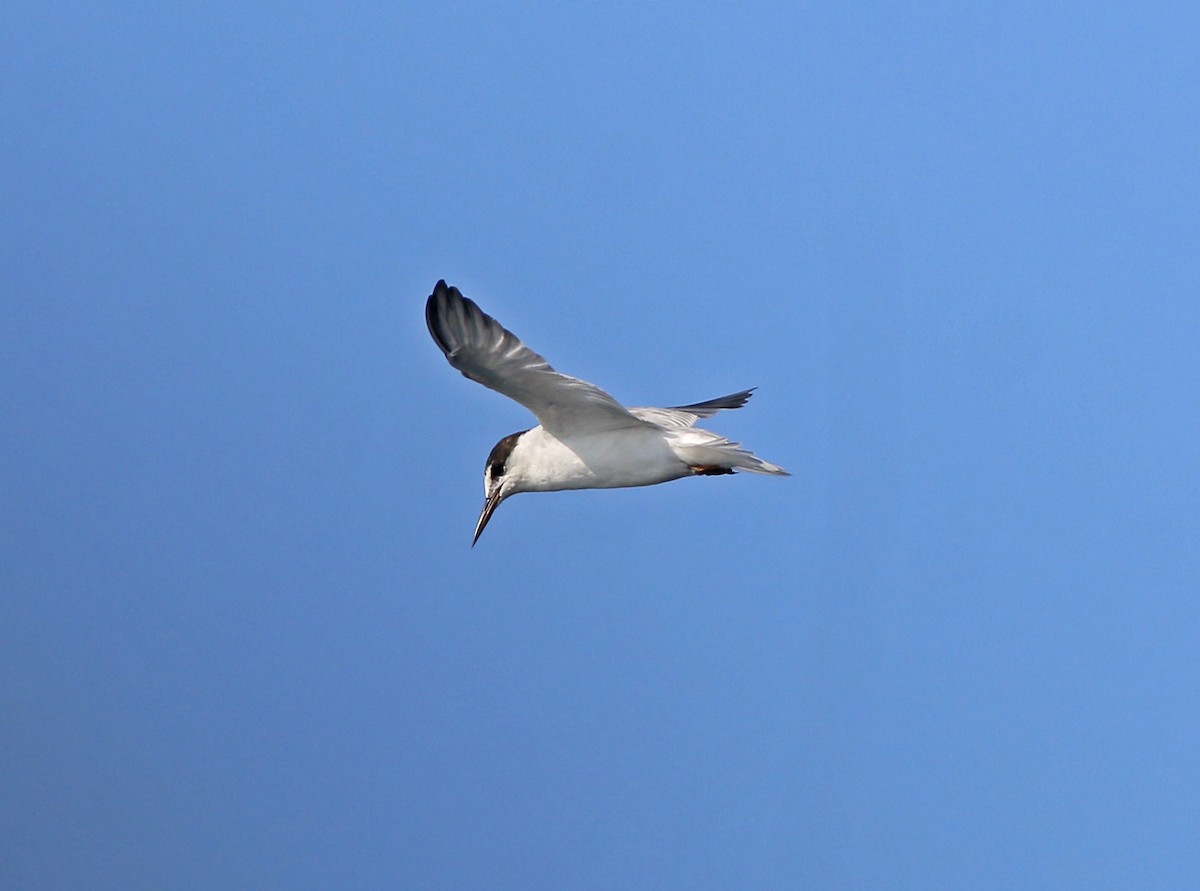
[
  {"left": 426, "top": 281, "right": 647, "bottom": 435},
  {"left": 629, "top": 389, "right": 755, "bottom": 429}
]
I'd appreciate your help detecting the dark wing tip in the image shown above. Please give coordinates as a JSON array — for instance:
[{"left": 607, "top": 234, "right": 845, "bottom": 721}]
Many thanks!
[
  {"left": 727, "top": 387, "right": 756, "bottom": 408},
  {"left": 669, "top": 388, "right": 757, "bottom": 415},
  {"left": 426, "top": 279, "right": 463, "bottom": 356},
  {"left": 426, "top": 280, "right": 497, "bottom": 368}
]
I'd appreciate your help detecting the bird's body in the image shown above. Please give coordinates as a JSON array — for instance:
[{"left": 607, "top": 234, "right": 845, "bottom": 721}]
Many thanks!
[
  {"left": 425, "top": 280, "right": 788, "bottom": 543},
  {"left": 492, "top": 423, "right": 698, "bottom": 493}
]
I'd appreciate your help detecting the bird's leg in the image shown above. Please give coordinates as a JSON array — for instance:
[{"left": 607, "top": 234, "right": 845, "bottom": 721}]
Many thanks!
[{"left": 689, "top": 465, "right": 735, "bottom": 476}]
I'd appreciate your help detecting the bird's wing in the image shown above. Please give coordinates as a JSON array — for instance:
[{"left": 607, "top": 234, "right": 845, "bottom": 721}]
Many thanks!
[
  {"left": 629, "top": 389, "right": 755, "bottom": 429},
  {"left": 426, "top": 281, "right": 647, "bottom": 435}
]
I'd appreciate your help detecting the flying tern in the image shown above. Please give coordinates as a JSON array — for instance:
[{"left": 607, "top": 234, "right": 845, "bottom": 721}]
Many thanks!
[{"left": 425, "top": 280, "right": 789, "bottom": 544}]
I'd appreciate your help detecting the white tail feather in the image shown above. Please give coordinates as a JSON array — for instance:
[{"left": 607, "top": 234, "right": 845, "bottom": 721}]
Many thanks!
[{"left": 668, "top": 429, "right": 790, "bottom": 476}]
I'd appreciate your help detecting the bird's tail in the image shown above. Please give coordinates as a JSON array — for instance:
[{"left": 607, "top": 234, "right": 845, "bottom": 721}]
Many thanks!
[{"left": 670, "top": 429, "right": 790, "bottom": 476}]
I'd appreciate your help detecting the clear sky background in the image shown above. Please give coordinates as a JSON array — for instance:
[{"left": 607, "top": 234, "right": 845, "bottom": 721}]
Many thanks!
[{"left": 3, "top": 3, "right": 1198, "bottom": 889}]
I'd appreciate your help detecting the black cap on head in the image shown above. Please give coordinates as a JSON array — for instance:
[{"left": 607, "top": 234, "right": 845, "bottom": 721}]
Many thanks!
[{"left": 485, "top": 431, "right": 524, "bottom": 478}]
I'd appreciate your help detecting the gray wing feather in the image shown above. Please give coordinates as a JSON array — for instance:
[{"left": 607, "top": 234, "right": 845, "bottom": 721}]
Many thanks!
[
  {"left": 426, "top": 281, "right": 645, "bottom": 435},
  {"left": 630, "top": 389, "right": 756, "bottom": 429}
]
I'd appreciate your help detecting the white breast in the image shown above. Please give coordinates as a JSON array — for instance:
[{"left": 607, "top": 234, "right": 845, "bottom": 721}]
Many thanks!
[{"left": 512, "top": 426, "right": 691, "bottom": 492}]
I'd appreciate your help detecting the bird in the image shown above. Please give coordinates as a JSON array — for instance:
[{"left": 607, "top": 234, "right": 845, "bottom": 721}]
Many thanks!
[{"left": 425, "top": 280, "right": 789, "bottom": 545}]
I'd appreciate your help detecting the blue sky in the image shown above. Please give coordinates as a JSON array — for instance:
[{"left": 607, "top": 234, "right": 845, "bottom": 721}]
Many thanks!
[{"left": 3, "top": 3, "right": 1198, "bottom": 888}]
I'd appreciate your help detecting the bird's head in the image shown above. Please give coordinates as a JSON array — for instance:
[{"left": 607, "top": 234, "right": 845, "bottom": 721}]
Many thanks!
[{"left": 473, "top": 430, "right": 528, "bottom": 545}]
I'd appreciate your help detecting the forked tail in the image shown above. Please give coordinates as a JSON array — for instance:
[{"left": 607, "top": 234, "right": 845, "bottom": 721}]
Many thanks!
[{"left": 671, "top": 429, "right": 790, "bottom": 477}]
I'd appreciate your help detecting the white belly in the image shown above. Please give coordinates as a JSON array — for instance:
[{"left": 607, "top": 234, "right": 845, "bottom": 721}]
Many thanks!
[{"left": 518, "top": 426, "right": 689, "bottom": 491}]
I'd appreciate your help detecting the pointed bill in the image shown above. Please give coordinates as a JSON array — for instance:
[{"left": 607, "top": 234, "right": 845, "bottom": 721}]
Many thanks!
[{"left": 472, "top": 489, "right": 503, "bottom": 546}]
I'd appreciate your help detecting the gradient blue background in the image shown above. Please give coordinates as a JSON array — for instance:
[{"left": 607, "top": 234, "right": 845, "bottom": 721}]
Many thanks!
[{"left": 3, "top": 4, "right": 1197, "bottom": 888}]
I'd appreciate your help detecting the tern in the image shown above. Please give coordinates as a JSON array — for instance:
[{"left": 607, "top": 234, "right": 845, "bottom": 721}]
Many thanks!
[{"left": 426, "top": 280, "right": 789, "bottom": 544}]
